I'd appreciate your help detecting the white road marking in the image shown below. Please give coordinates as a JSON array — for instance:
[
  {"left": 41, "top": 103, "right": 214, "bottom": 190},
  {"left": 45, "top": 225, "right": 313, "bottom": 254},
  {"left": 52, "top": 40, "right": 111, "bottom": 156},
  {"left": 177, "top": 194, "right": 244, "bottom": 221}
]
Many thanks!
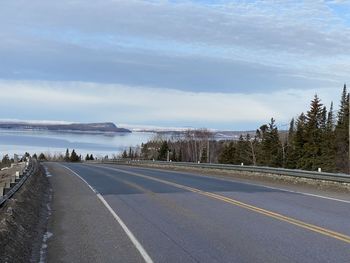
[
  {"left": 62, "top": 165, "right": 98, "bottom": 193},
  {"left": 95, "top": 164, "right": 350, "bottom": 204},
  {"left": 60, "top": 164, "right": 154, "bottom": 263},
  {"left": 244, "top": 183, "right": 350, "bottom": 204}
]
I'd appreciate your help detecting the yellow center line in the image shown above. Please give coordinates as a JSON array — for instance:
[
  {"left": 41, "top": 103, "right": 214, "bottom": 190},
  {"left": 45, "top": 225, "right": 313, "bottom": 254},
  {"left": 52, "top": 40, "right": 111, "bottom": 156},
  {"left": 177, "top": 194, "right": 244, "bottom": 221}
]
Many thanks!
[{"left": 97, "top": 165, "right": 350, "bottom": 244}]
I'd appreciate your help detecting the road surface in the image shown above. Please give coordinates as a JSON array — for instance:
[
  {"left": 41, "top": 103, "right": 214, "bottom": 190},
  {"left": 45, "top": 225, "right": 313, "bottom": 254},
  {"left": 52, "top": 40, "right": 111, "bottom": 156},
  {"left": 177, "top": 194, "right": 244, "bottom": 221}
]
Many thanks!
[{"left": 44, "top": 162, "right": 350, "bottom": 263}]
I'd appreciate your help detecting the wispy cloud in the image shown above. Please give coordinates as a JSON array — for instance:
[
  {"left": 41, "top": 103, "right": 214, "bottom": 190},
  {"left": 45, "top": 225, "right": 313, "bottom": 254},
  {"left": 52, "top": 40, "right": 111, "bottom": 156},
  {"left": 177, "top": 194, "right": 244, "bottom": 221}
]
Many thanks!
[
  {"left": 0, "top": 1, "right": 348, "bottom": 129},
  {"left": 0, "top": 80, "right": 341, "bottom": 130},
  {"left": 0, "top": 0, "right": 349, "bottom": 92}
]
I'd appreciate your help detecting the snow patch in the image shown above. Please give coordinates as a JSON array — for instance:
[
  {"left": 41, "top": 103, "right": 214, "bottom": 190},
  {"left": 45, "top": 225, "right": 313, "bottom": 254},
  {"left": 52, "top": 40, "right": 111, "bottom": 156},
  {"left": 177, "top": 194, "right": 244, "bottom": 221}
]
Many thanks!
[
  {"left": 39, "top": 231, "right": 53, "bottom": 263},
  {"left": 44, "top": 167, "right": 53, "bottom": 177}
]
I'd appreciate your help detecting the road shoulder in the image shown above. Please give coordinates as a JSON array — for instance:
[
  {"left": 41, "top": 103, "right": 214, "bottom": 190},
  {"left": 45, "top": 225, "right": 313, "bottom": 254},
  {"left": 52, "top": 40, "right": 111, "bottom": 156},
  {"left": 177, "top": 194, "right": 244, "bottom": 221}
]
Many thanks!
[{"left": 45, "top": 162, "right": 144, "bottom": 263}]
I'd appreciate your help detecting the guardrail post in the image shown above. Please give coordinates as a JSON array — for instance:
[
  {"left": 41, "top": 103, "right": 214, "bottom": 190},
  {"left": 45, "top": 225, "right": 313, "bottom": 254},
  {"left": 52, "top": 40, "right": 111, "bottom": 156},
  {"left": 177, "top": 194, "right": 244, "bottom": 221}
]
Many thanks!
[
  {"left": 0, "top": 184, "right": 4, "bottom": 197},
  {"left": 10, "top": 175, "right": 17, "bottom": 187},
  {"left": 241, "top": 163, "right": 244, "bottom": 166},
  {"left": 318, "top": 168, "right": 322, "bottom": 172},
  {"left": 3, "top": 180, "right": 11, "bottom": 195},
  {"left": 15, "top": 171, "right": 21, "bottom": 183}
]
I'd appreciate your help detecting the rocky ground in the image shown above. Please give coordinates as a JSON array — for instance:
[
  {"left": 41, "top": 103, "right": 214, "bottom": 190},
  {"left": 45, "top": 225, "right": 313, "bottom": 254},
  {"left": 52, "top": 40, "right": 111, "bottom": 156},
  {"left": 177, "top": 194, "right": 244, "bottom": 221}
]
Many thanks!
[
  {"left": 0, "top": 163, "right": 26, "bottom": 185},
  {"left": 0, "top": 164, "right": 50, "bottom": 263}
]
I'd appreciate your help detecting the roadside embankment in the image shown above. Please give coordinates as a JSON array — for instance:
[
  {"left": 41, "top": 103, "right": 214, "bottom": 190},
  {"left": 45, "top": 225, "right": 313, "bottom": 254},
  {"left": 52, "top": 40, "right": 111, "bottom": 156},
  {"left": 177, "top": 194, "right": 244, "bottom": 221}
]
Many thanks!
[
  {"left": 0, "top": 163, "right": 26, "bottom": 185},
  {"left": 0, "top": 164, "right": 50, "bottom": 263}
]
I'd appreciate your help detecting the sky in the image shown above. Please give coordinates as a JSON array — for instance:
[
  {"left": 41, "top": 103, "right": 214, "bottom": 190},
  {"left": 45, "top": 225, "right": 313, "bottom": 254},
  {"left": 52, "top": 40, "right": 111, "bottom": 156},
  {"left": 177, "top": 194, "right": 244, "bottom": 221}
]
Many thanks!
[{"left": 0, "top": 0, "right": 349, "bottom": 130}]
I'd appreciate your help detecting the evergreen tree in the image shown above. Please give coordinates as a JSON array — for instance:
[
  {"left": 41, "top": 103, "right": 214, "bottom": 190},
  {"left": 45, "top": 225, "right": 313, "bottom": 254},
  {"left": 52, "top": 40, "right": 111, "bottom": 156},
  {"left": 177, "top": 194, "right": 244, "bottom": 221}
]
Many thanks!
[
  {"left": 293, "top": 113, "right": 307, "bottom": 169},
  {"left": 178, "top": 149, "right": 183, "bottom": 162},
  {"left": 64, "top": 148, "right": 70, "bottom": 162},
  {"left": 158, "top": 141, "right": 169, "bottom": 161},
  {"left": 70, "top": 149, "right": 80, "bottom": 162},
  {"left": 335, "top": 84, "right": 350, "bottom": 173},
  {"left": 302, "top": 95, "right": 324, "bottom": 170},
  {"left": 257, "top": 118, "right": 283, "bottom": 167},
  {"left": 1, "top": 154, "right": 11, "bottom": 166},
  {"left": 38, "top": 153, "right": 47, "bottom": 161},
  {"left": 320, "top": 102, "right": 336, "bottom": 172},
  {"left": 85, "top": 154, "right": 90, "bottom": 161},
  {"left": 122, "top": 150, "right": 128, "bottom": 159},
  {"left": 172, "top": 148, "right": 177, "bottom": 162},
  {"left": 141, "top": 143, "right": 150, "bottom": 159},
  {"left": 327, "top": 102, "right": 335, "bottom": 131},
  {"left": 236, "top": 135, "right": 251, "bottom": 165},
  {"left": 320, "top": 106, "right": 327, "bottom": 130},
  {"left": 219, "top": 142, "right": 238, "bottom": 164},
  {"left": 32, "top": 153, "right": 38, "bottom": 160},
  {"left": 90, "top": 154, "right": 94, "bottom": 161},
  {"left": 285, "top": 118, "right": 297, "bottom": 168},
  {"left": 200, "top": 147, "right": 207, "bottom": 163}
]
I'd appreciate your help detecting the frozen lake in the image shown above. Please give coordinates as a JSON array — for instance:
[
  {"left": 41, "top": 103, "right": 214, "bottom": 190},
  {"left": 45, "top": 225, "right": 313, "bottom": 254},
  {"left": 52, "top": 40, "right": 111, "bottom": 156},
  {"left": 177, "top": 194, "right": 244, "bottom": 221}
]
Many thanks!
[{"left": 0, "top": 129, "right": 155, "bottom": 158}]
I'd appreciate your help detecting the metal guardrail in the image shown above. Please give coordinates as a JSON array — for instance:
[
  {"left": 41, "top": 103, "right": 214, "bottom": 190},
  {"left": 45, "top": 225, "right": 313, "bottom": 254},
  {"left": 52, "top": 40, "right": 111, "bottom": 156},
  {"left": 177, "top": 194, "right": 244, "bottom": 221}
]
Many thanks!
[
  {"left": 91, "top": 159, "right": 350, "bottom": 184},
  {"left": 0, "top": 159, "right": 37, "bottom": 207}
]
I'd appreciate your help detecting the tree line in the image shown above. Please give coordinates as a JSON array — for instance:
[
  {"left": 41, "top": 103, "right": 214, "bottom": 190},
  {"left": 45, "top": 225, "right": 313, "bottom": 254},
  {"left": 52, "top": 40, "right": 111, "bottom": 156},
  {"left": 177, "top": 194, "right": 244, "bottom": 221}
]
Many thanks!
[
  {"left": 139, "top": 85, "right": 349, "bottom": 174},
  {"left": 33, "top": 149, "right": 96, "bottom": 162}
]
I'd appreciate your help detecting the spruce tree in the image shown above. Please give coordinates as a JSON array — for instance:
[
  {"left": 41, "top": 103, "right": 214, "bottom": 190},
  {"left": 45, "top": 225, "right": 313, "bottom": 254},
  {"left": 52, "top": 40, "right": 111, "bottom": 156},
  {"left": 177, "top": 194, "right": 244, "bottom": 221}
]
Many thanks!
[
  {"left": 200, "top": 147, "right": 207, "bottom": 163},
  {"left": 321, "top": 102, "right": 336, "bottom": 172},
  {"left": 236, "top": 135, "right": 251, "bottom": 165},
  {"left": 70, "top": 149, "right": 80, "bottom": 162},
  {"left": 129, "top": 147, "right": 132, "bottom": 159},
  {"left": 292, "top": 113, "right": 306, "bottom": 168},
  {"left": 2, "top": 154, "right": 11, "bottom": 166},
  {"left": 302, "top": 95, "right": 324, "bottom": 170},
  {"left": 285, "top": 118, "right": 297, "bottom": 168},
  {"left": 178, "top": 149, "right": 183, "bottom": 162},
  {"left": 219, "top": 142, "right": 237, "bottom": 164},
  {"left": 335, "top": 84, "right": 350, "bottom": 173},
  {"left": 38, "top": 153, "right": 47, "bottom": 161},
  {"left": 64, "top": 148, "right": 70, "bottom": 162},
  {"left": 158, "top": 141, "right": 169, "bottom": 161},
  {"left": 122, "top": 150, "right": 128, "bottom": 159},
  {"left": 172, "top": 148, "right": 177, "bottom": 162},
  {"left": 257, "top": 118, "right": 282, "bottom": 167}
]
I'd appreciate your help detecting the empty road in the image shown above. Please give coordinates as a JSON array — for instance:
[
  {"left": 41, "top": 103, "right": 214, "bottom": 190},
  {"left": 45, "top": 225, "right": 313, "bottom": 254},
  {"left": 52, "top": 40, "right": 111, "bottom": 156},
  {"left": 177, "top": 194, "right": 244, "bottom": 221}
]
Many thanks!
[{"left": 44, "top": 163, "right": 350, "bottom": 263}]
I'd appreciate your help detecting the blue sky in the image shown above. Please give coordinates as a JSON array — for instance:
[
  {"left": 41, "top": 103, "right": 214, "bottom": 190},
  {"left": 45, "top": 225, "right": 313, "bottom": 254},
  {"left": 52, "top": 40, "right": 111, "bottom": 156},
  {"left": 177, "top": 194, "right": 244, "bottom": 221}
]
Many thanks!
[{"left": 0, "top": 0, "right": 349, "bottom": 130}]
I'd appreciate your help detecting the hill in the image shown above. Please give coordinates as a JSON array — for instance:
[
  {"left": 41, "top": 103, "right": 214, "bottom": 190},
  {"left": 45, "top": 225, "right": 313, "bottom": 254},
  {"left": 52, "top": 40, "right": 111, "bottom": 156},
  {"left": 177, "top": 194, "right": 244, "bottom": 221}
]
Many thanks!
[{"left": 0, "top": 122, "right": 131, "bottom": 133}]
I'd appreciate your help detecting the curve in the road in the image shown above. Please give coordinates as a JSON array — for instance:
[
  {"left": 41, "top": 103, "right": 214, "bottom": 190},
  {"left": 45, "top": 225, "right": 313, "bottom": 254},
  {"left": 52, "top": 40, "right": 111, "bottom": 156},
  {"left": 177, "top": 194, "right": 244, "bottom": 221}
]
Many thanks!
[{"left": 91, "top": 165, "right": 350, "bottom": 245}]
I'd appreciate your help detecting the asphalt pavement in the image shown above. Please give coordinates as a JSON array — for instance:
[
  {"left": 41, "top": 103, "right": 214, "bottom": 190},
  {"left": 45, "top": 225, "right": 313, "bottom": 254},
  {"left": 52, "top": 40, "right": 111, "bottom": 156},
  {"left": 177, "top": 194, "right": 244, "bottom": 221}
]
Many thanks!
[{"left": 44, "top": 162, "right": 350, "bottom": 263}]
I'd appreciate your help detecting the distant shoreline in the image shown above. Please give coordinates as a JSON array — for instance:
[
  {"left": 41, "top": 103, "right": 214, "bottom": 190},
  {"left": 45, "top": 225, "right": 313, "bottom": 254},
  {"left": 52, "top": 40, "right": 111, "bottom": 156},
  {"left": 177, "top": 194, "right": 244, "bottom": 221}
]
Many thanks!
[{"left": 0, "top": 122, "right": 131, "bottom": 134}]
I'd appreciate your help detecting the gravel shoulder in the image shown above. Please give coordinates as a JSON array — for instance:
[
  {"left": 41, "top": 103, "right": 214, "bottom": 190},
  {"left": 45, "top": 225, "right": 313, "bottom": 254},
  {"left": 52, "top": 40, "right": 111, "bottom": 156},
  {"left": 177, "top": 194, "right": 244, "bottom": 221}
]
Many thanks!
[{"left": 44, "top": 162, "right": 144, "bottom": 263}]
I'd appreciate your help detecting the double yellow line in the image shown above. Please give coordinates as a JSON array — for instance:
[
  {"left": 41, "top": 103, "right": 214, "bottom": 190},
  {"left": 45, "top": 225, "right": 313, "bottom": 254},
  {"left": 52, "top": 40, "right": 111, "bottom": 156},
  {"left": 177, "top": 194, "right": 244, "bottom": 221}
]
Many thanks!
[{"left": 101, "top": 165, "right": 350, "bottom": 244}]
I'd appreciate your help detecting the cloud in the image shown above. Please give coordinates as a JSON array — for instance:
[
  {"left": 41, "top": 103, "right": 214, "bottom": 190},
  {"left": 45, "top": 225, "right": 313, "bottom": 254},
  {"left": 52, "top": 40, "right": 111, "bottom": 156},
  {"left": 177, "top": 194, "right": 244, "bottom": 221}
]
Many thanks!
[
  {"left": 0, "top": 80, "right": 342, "bottom": 130},
  {"left": 0, "top": 0, "right": 348, "bottom": 93},
  {"left": 0, "top": 1, "right": 348, "bottom": 129}
]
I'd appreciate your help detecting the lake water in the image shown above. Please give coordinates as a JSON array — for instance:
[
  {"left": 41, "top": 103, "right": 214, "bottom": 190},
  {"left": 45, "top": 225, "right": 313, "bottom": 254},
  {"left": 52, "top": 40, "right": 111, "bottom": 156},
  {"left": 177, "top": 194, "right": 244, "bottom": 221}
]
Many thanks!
[{"left": 0, "top": 129, "right": 155, "bottom": 158}]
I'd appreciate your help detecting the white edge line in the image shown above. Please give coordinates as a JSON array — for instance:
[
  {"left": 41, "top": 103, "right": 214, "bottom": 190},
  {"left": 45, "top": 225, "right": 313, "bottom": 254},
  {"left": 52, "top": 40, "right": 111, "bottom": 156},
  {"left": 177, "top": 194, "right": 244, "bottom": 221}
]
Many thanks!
[
  {"left": 90, "top": 163, "right": 350, "bottom": 204},
  {"left": 133, "top": 166, "right": 350, "bottom": 204},
  {"left": 59, "top": 164, "right": 154, "bottom": 263}
]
